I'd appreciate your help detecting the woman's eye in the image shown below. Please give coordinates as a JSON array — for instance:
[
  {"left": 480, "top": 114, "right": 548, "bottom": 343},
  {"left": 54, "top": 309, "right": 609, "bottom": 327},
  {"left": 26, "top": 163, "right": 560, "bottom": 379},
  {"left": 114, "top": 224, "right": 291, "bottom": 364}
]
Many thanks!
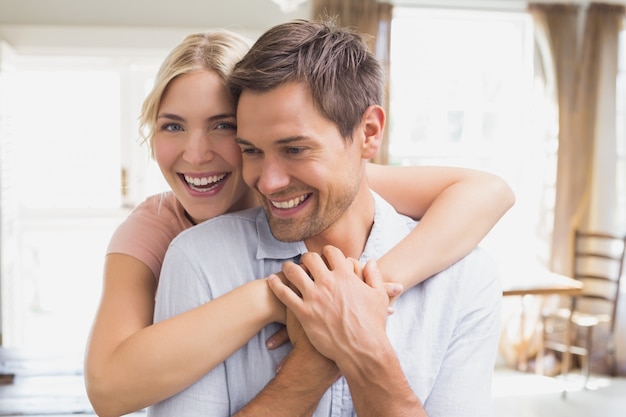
[
  {"left": 216, "top": 122, "right": 237, "bottom": 131},
  {"left": 163, "top": 123, "right": 183, "bottom": 132}
]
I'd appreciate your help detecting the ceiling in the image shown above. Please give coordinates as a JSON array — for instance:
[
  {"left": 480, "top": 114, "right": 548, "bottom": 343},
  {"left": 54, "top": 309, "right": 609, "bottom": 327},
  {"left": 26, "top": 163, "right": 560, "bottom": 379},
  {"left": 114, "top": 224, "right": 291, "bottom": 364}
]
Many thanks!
[
  {"left": 4, "top": 0, "right": 626, "bottom": 31},
  {"left": 0, "top": 0, "right": 311, "bottom": 32},
  {"left": 0, "top": 0, "right": 313, "bottom": 53},
  {"left": 2, "top": 0, "right": 625, "bottom": 53}
]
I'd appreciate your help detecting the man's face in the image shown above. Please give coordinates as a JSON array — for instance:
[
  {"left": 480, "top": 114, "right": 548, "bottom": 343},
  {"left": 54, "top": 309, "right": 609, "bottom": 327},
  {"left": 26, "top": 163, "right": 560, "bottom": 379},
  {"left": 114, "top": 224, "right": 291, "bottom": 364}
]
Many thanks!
[{"left": 236, "top": 82, "right": 363, "bottom": 243}]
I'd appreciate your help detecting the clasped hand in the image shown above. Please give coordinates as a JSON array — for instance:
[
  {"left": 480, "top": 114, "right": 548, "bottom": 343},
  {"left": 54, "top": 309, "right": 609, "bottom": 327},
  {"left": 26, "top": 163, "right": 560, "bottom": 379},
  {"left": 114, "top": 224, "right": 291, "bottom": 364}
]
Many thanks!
[{"left": 267, "top": 245, "right": 401, "bottom": 364}]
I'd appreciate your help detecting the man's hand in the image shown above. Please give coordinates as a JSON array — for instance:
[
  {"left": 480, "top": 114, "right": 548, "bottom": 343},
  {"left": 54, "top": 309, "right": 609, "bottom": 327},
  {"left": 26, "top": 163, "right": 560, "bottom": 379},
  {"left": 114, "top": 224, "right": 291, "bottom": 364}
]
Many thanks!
[
  {"left": 265, "top": 259, "right": 402, "bottom": 350},
  {"left": 267, "top": 245, "right": 390, "bottom": 363},
  {"left": 267, "top": 246, "right": 426, "bottom": 416},
  {"left": 234, "top": 307, "right": 340, "bottom": 417},
  {"left": 285, "top": 306, "right": 339, "bottom": 374}
]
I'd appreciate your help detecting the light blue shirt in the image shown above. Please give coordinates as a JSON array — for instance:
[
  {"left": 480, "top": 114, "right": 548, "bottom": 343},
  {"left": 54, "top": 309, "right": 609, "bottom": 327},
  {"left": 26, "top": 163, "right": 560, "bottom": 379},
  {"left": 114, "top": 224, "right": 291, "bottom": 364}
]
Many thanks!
[{"left": 148, "top": 192, "right": 501, "bottom": 417}]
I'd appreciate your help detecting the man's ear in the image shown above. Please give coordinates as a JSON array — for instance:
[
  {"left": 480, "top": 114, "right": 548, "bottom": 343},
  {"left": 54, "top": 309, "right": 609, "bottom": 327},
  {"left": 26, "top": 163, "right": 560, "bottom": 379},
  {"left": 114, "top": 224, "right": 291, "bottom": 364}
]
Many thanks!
[{"left": 360, "top": 105, "right": 385, "bottom": 159}]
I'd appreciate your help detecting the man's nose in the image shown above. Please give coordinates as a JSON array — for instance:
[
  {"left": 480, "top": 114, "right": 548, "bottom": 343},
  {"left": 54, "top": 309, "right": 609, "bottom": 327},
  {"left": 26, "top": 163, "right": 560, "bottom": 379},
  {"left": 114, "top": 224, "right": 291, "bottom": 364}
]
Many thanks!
[{"left": 256, "top": 158, "right": 290, "bottom": 195}]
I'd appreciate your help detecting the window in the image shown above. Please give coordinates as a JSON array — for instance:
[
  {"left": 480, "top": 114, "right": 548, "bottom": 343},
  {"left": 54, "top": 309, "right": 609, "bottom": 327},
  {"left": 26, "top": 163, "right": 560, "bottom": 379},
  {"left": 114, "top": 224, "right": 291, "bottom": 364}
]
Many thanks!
[
  {"left": 617, "top": 28, "right": 626, "bottom": 232},
  {"left": 12, "top": 56, "right": 167, "bottom": 211},
  {"left": 14, "top": 67, "right": 122, "bottom": 209},
  {"left": 1, "top": 53, "right": 164, "bottom": 350},
  {"left": 389, "top": 7, "right": 553, "bottom": 266}
]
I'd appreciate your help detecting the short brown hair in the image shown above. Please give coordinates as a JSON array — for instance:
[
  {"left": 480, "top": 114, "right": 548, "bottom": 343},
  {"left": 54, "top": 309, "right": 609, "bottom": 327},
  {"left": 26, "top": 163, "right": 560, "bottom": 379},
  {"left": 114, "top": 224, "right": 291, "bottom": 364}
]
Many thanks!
[{"left": 229, "top": 19, "right": 383, "bottom": 140}]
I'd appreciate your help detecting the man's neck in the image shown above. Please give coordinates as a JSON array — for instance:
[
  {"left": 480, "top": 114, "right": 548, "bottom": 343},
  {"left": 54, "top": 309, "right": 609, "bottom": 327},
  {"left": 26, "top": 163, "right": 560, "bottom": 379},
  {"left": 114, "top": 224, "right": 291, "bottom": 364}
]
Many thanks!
[{"left": 304, "top": 189, "right": 375, "bottom": 259}]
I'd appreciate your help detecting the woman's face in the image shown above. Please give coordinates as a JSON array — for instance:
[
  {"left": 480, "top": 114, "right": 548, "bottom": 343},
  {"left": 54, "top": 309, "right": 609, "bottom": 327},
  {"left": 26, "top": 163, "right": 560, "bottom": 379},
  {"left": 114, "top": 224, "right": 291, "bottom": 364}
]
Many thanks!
[{"left": 153, "top": 70, "right": 253, "bottom": 224}]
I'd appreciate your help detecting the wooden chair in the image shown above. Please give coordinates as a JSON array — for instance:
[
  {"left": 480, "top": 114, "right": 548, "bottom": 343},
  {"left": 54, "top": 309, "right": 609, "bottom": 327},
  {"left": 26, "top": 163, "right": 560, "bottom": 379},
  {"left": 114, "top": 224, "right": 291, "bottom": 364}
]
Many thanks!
[{"left": 538, "top": 230, "right": 626, "bottom": 389}]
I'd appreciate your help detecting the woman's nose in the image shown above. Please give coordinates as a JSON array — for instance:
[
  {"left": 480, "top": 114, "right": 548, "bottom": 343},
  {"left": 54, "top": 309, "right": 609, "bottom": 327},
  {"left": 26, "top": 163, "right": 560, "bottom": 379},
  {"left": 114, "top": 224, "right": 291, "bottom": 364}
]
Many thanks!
[{"left": 183, "top": 131, "right": 214, "bottom": 165}]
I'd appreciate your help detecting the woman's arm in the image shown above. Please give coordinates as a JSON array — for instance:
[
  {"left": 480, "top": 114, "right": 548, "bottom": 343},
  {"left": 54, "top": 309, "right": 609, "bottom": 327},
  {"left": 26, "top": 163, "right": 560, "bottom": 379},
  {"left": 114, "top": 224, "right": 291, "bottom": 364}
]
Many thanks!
[
  {"left": 263, "top": 164, "right": 514, "bottom": 349},
  {"left": 367, "top": 163, "right": 515, "bottom": 288},
  {"left": 86, "top": 163, "right": 513, "bottom": 416},
  {"left": 84, "top": 253, "right": 283, "bottom": 417}
]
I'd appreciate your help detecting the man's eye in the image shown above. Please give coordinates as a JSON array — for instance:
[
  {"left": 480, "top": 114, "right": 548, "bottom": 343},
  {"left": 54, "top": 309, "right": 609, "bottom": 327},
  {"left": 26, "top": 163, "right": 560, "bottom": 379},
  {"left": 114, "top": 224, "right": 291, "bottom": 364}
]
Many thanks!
[
  {"left": 286, "top": 147, "right": 303, "bottom": 154},
  {"left": 241, "top": 147, "right": 260, "bottom": 155}
]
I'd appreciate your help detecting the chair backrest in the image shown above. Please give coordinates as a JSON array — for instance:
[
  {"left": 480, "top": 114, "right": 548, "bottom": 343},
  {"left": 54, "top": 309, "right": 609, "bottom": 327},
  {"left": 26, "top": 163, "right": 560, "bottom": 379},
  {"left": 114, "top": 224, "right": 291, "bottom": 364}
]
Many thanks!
[{"left": 572, "top": 230, "right": 626, "bottom": 331}]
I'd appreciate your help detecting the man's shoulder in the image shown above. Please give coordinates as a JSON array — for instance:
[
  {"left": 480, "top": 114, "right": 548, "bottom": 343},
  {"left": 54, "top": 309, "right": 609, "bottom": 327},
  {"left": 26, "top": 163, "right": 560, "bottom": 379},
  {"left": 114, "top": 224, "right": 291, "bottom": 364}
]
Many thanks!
[
  {"left": 446, "top": 246, "right": 498, "bottom": 277},
  {"left": 171, "top": 207, "right": 265, "bottom": 246},
  {"left": 434, "top": 246, "right": 501, "bottom": 295},
  {"left": 402, "top": 246, "right": 501, "bottom": 327},
  {"left": 365, "top": 191, "right": 417, "bottom": 255}
]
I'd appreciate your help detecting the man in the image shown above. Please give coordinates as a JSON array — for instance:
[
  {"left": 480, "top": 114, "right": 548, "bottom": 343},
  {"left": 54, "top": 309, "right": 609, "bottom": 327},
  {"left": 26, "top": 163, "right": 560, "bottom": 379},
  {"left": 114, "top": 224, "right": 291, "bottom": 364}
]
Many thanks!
[{"left": 149, "top": 19, "right": 501, "bottom": 416}]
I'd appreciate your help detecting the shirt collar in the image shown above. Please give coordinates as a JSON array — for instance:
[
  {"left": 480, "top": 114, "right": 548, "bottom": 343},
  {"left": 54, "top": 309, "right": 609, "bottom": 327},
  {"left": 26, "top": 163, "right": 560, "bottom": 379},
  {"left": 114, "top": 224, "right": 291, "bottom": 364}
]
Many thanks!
[
  {"left": 254, "top": 208, "right": 307, "bottom": 261},
  {"left": 252, "top": 191, "right": 412, "bottom": 263}
]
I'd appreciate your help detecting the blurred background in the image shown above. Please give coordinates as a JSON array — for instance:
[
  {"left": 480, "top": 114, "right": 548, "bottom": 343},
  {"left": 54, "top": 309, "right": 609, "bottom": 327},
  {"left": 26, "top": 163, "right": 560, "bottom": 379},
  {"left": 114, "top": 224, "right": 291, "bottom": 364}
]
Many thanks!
[{"left": 0, "top": 1, "right": 625, "bottom": 415}]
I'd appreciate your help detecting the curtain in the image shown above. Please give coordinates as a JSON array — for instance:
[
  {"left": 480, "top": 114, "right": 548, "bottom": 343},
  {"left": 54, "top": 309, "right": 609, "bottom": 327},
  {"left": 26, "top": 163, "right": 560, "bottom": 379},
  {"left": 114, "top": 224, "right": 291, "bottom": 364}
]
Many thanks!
[
  {"left": 529, "top": 3, "right": 625, "bottom": 277},
  {"left": 310, "top": 0, "right": 393, "bottom": 164}
]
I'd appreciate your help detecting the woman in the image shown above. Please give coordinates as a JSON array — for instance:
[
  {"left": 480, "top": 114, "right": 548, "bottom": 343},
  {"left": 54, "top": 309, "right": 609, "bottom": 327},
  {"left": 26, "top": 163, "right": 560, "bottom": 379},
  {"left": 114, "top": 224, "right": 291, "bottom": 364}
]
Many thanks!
[{"left": 84, "top": 30, "right": 514, "bottom": 417}]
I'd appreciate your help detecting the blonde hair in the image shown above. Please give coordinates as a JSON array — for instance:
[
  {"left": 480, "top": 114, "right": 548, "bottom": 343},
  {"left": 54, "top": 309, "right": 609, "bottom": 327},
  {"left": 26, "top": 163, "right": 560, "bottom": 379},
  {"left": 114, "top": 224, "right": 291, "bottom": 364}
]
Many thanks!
[{"left": 139, "top": 30, "right": 251, "bottom": 154}]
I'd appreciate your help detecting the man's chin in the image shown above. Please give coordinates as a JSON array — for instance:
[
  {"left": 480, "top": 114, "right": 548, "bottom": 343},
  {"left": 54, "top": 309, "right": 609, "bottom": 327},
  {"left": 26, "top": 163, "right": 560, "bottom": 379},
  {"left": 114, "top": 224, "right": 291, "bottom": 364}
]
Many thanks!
[
  {"left": 267, "top": 218, "right": 307, "bottom": 242},
  {"left": 269, "top": 228, "right": 302, "bottom": 243}
]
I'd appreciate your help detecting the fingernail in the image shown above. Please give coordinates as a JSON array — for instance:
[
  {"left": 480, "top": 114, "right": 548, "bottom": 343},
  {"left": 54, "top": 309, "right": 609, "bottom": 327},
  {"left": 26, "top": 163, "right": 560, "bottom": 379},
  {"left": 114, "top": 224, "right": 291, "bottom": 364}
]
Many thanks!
[
  {"left": 391, "top": 283, "right": 403, "bottom": 295},
  {"left": 266, "top": 339, "right": 275, "bottom": 349}
]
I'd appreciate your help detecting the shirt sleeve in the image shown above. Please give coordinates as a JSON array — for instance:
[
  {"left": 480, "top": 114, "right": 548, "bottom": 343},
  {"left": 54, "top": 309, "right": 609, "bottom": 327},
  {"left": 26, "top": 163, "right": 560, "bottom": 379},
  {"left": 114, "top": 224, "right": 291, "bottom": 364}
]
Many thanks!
[{"left": 106, "top": 193, "right": 192, "bottom": 282}]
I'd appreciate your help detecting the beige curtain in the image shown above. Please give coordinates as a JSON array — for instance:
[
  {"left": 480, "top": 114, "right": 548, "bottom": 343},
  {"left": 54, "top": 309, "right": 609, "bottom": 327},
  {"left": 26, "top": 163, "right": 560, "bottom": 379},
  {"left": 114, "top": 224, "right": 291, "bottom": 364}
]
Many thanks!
[
  {"left": 529, "top": 3, "right": 625, "bottom": 276},
  {"left": 310, "top": 0, "right": 393, "bottom": 164}
]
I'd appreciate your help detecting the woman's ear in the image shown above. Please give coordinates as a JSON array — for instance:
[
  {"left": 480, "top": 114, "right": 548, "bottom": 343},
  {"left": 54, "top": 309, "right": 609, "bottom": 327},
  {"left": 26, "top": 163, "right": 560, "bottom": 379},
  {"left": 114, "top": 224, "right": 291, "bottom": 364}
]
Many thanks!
[{"left": 360, "top": 105, "right": 385, "bottom": 159}]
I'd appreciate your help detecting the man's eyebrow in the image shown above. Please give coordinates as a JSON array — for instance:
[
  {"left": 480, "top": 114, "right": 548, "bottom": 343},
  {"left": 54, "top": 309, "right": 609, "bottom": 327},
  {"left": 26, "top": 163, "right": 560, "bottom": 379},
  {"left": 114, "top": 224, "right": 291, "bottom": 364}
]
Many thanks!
[
  {"left": 276, "top": 136, "right": 307, "bottom": 145},
  {"left": 235, "top": 137, "right": 253, "bottom": 146},
  {"left": 235, "top": 136, "right": 306, "bottom": 146}
]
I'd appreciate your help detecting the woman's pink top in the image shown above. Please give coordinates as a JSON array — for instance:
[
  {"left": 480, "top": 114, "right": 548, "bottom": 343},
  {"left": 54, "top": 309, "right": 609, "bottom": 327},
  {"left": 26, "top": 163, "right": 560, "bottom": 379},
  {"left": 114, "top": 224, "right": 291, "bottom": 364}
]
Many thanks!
[{"left": 106, "top": 192, "right": 193, "bottom": 282}]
